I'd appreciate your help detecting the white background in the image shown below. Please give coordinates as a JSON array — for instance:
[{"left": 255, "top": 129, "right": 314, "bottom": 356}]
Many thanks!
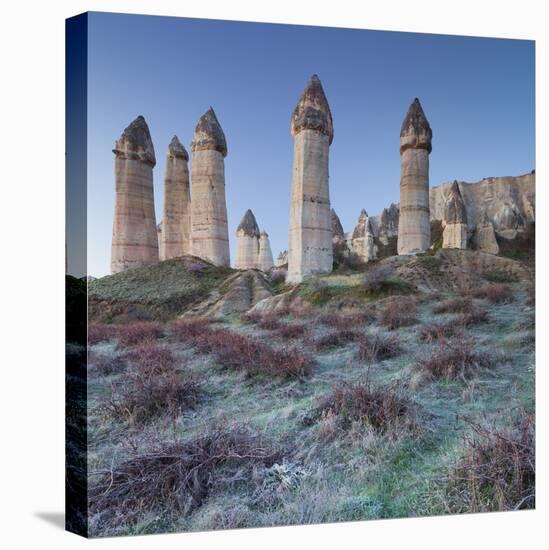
[{"left": 0, "top": 0, "right": 546, "bottom": 548}]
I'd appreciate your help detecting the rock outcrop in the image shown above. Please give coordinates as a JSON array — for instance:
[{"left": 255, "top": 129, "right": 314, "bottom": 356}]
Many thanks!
[
  {"left": 377, "top": 203, "right": 400, "bottom": 245},
  {"left": 287, "top": 74, "right": 334, "bottom": 283},
  {"left": 183, "top": 270, "right": 273, "bottom": 319},
  {"left": 160, "top": 136, "right": 191, "bottom": 260},
  {"left": 442, "top": 180, "right": 468, "bottom": 249},
  {"left": 258, "top": 231, "right": 275, "bottom": 272},
  {"left": 398, "top": 98, "right": 432, "bottom": 255},
  {"left": 235, "top": 209, "right": 260, "bottom": 270},
  {"left": 331, "top": 208, "right": 345, "bottom": 245},
  {"left": 111, "top": 115, "right": 159, "bottom": 274},
  {"left": 351, "top": 209, "right": 376, "bottom": 262}
]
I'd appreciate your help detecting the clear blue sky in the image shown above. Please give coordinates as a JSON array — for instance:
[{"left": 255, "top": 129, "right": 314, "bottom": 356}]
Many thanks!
[{"left": 86, "top": 12, "right": 534, "bottom": 277}]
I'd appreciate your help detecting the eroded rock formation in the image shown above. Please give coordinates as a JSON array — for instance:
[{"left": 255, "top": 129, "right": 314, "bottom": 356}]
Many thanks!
[
  {"left": 398, "top": 98, "right": 432, "bottom": 255},
  {"left": 111, "top": 115, "right": 159, "bottom": 274},
  {"left": 190, "top": 108, "right": 230, "bottom": 267},
  {"left": 442, "top": 181, "right": 468, "bottom": 249},
  {"left": 276, "top": 250, "right": 288, "bottom": 267},
  {"left": 287, "top": 74, "right": 334, "bottom": 283},
  {"left": 160, "top": 136, "right": 191, "bottom": 260},
  {"left": 352, "top": 209, "right": 376, "bottom": 262},
  {"left": 235, "top": 209, "right": 260, "bottom": 270},
  {"left": 258, "top": 231, "right": 275, "bottom": 272}
]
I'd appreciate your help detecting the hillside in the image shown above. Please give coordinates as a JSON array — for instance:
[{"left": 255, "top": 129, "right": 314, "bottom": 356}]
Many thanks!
[{"left": 85, "top": 249, "right": 534, "bottom": 536}]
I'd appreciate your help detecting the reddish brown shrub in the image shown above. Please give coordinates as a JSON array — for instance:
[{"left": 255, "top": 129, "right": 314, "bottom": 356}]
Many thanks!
[
  {"left": 471, "top": 284, "right": 514, "bottom": 304},
  {"left": 117, "top": 321, "right": 162, "bottom": 348},
  {"left": 416, "top": 338, "right": 493, "bottom": 380},
  {"left": 88, "top": 323, "right": 117, "bottom": 345},
  {"left": 433, "top": 297, "right": 474, "bottom": 315},
  {"left": 103, "top": 343, "right": 198, "bottom": 423},
  {"left": 418, "top": 321, "right": 458, "bottom": 342},
  {"left": 445, "top": 412, "right": 535, "bottom": 512},
  {"left": 89, "top": 352, "right": 127, "bottom": 377},
  {"left": 315, "top": 330, "right": 360, "bottom": 351},
  {"left": 457, "top": 307, "right": 489, "bottom": 326},
  {"left": 170, "top": 318, "right": 211, "bottom": 342},
  {"left": 239, "top": 311, "right": 263, "bottom": 325},
  {"left": 257, "top": 313, "right": 282, "bottom": 331},
  {"left": 356, "top": 333, "right": 402, "bottom": 363},
  {"left": 277, "top": 323, "right": 309, "bottom": 340},
  {"left": 379, "top": 297, "right": 417, "bottom": 329},
  {"left": 89, "top": 426, "right": 279, "bottom": 522},
  {"left": 315, "top": 382, "right": 417, "bottom": 434},
  {"left": 192, "top": 327, "right": 311, "bottom": 379},
  {"left": 289, "top": 298, "right": 314, "bottom": 319}
]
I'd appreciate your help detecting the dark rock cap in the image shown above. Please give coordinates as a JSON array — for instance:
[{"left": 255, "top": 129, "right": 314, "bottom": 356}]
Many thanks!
[
  {"left": 113, "top": 115, "right": 156, "bottom": 167},
  {"left": 400, "top": 98, "right": 432, "bottom": 154},
  {"left": 331, "top": 209, "right": 345, "bottom": 238},
  {"left": 291, "top": 74, "right": 334, "bottom": 144},
  {"left": 191, "top": 107, "right": 228, "bottom": 157},
  {"left": 168, "top": 135, "right": 189, "bottom": 161},
  {"left": 444, "top": 180, "right": 467, "bottom": 224},
  {"left": 237, "top": 209, "right": 260, "bottom": 238}
]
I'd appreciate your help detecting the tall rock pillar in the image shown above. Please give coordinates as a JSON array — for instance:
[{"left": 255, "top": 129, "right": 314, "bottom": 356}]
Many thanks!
[
  {"left": 397, "top": 98, "right": 432, "bottom": 255},
  {"left": 160, "top": 136, "right": 191, "bottom": 260},
  {"left": 190, "top": 108, "right": 230, "bottom": 267},
  {"left": 442, "top": 180, "right": 468, "bottom": 249},
  {"left": 287, "top": 74, "right": 334, "bottom": 283},
  {"left": 352, "top": 209, "right": 376, "bottom": 262},
  {"left": 235, "top": 209, "right": 260, "bottom": 270},
  {"left": 258, "top": 231, "right": 275, "bottom": 272},
  {"left": 111, "top": 115, "right": 159, "bottom": 274}
]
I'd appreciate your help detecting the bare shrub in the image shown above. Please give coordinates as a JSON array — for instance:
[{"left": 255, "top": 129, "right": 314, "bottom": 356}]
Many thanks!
[
  {"left": 471, "top": 284, "right": 514, "bottom": 304},
  {"left": 89, "top": 426, "right": 279, "bottom": 524},
  {"left": 319, "top": 309, "right": 375, "bottom": 331},
  {"left": 117, "top": 321, "right": 162, "bottom": 348},
  {"left": 88, "top": 323, "right": 117, "bottom": 345},
  {"left": 289, "top": 298, "right": 314, "bottom": 319},
  {"left": 457, "top": 307, "right": 489, "bottom": 327},
  {"left": 315, "top": 382, "right": 417, "bottom": 435},
  {"left": 89, "top": 352, "right": 127, "bottom": 377},
  {"left": 257, "top": 313, "right": 282, "bottom": 331},
  {"left": 433, "top": 297, "right": 474, "bottom": 315},
  {"left": 445, "top": 412, "right": 535, "bottom": 512},
  {"left": 170, "top": 318, "right": 211, "bottom": 341},
  {"left": 315, "top": 329, "right": 360, "bottom": 351},
  {"left": 277, "top": 323, "right": 309, "bottom": 340},
  {"left": 379, "top": 297, "right": 417, "bottom": 329},
  {"left": 356, "top": 333, "right": 401, "bottom": 363},
  {"left": 193, "top": 327, "right": 311, "bottom": 379},
  {"left": 419, "top": 321, "right": 458, "bottom": 343},
  {"left": 102, "top": 343, "right": 198, "bottom": 424},
  {"left": 362, "top": 264, "right": 393, "bottom": 290},
  {"left": 416, "top": 338, "right": 493, "bottom": 381},
  {"left": 270, "top": 270, "right": 287, "bottom": 285}
]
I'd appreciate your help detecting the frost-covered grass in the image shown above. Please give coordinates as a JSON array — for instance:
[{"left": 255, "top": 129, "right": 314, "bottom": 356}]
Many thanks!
[{"left": 87, "top": 279, "right": 535, "bottom": 537}]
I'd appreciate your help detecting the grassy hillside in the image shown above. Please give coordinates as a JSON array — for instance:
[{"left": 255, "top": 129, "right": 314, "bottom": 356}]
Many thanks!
[
  {"left": 88, "top": 257, "right": 233, "bottom": 323},
  {"left": 86, "top": 257, "right": 534, "bottom": 537}
]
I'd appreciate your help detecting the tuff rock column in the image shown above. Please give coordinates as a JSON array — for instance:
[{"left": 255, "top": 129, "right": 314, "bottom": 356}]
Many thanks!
[
  {"left": 397, "top": 98, "right": 432, "bottom": 255},
  {"left": 442, "top": 180, "right": 468, "bottom": 249},
  {"left": 190, "top": 107, "right": 230, "bottom": 266},
  {"left": 331, "top": 208, "right": 345, "bottom": 246},
  {"left": 111, "top": 115, "right": 159, "bottom": 274},
  {"left": 352, "top": 209, "right": 376, "bottom": 262},
  {"left": 258, "top": 231, "right": 275, "bottom": 272},
  {"left": 160, "top": 136, "right": 191, "bottom": 260},
  {"left": 287, "top": 74, "right": 334, "bottom": 283},
  {"left": 235, "top": 209, "right": 260, "bottom": 270}
]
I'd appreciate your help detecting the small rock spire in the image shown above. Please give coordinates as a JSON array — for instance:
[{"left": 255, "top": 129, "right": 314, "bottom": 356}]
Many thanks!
[
  {"left": 113, "top": 115, "right": 156, "bottom": 167},
  {"left": 444, "top": 180, "right": 467, "bottom": 224},
  {"left": 191, "top": 107, "right": 228, "bottom": 157},
  {"left": 168, "top": 135, "right": 189, "bottom": 160},
  {"left": 331, "top": 209, "right": 344, "bottom": 238},
  {"left": 291, "top": 74, "right": 334, "bottom": 144},
  {"left": 237, "top": 209, "right": 260, "bottom": 238}
]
